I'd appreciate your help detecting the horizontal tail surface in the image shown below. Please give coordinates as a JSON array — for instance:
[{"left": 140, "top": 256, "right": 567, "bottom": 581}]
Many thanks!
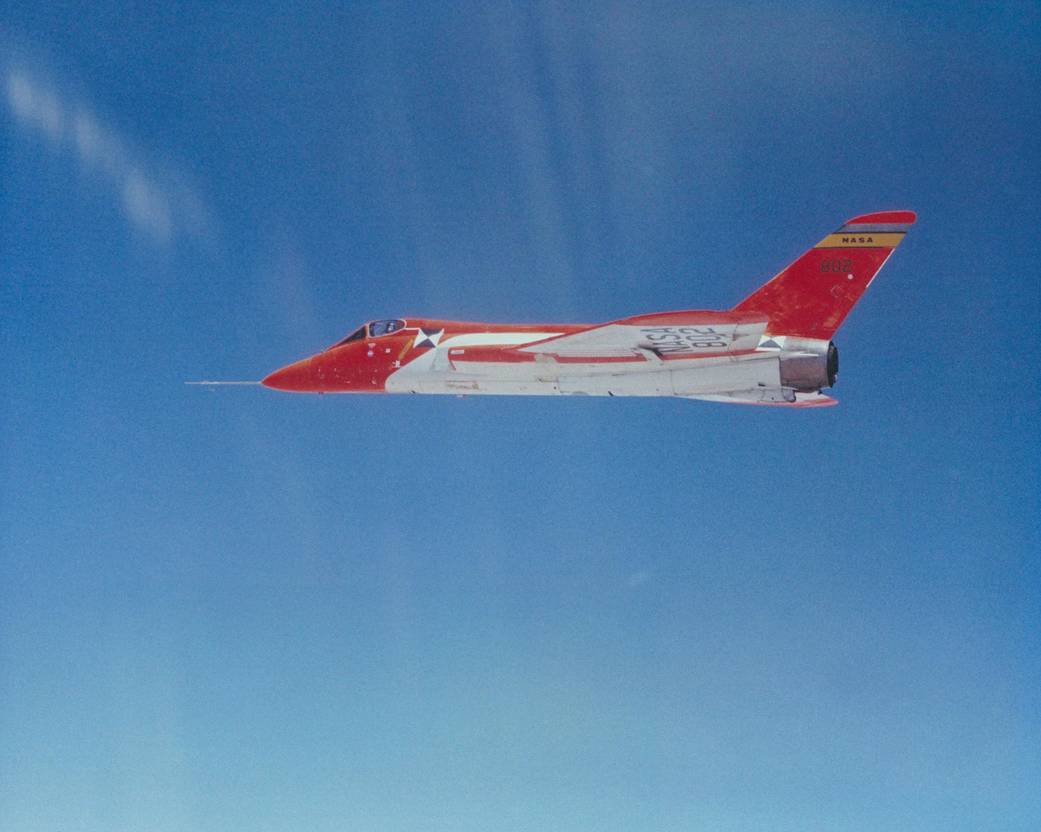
[{"left": 732, "top": 210, "right": 916, "bottom": 339}]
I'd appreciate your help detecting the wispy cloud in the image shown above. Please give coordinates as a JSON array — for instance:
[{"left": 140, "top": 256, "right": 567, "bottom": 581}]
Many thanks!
[{"left": 4, "top": 66, "right": 213, "bottom": 245}]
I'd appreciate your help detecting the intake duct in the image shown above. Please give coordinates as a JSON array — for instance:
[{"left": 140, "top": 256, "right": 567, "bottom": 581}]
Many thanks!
[{"left": 779, "top": 339, "right": 838, "bottom": 392}]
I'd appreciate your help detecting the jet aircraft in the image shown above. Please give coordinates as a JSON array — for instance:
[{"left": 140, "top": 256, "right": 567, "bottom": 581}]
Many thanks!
[{"left": 258, "top": 211, "right": 914, "bottom": 406}]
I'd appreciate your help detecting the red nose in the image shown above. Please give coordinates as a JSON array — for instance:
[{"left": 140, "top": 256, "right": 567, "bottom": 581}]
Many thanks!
[{"left": 261, "top": 357, "right": 317, "bottom": 392}]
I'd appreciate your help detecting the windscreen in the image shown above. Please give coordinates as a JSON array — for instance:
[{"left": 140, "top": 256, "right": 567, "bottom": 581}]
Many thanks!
[{"left": 329, "top": 325, "right": 367, "bottom": 349}]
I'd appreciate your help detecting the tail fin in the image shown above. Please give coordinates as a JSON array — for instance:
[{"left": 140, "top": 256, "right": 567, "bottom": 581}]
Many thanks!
[{"left": 732, "top": 210, "right": 916, "bottom": 339}]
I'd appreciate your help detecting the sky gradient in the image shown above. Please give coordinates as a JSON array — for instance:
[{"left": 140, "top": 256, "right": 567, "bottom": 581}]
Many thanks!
[{"left": 2, "top": 3, "right": 1039, "bottom": 830}]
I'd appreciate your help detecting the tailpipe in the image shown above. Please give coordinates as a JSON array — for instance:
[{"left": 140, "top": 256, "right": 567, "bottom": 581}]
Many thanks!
[{"left": 779, "top": 339, "right": 838, "bottom": 392}]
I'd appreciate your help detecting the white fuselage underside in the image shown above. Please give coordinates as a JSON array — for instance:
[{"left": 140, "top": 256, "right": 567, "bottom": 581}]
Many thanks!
[{"left": 385, "top": 335, "right": 786, "bottom": 398}]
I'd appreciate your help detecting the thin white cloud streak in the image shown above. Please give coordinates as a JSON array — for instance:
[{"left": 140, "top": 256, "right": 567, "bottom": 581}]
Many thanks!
[{"left": 4, "top": 67, "right": 213, "bottom": 245}]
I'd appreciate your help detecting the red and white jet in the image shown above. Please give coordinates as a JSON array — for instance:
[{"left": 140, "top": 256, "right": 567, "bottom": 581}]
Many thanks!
[{"left": 259, "top": 211, "right": 914, "bottom": 407}]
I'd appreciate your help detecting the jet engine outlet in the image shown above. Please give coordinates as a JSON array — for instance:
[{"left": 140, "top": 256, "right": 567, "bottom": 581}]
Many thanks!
[{"left": 779, "top": 340, "right": 838, "bottom": 391}]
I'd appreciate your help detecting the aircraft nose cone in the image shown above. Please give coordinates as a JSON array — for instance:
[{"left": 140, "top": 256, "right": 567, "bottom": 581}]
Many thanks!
[{"left": 261, "top": 357, "right": 316, "bottom": 392}]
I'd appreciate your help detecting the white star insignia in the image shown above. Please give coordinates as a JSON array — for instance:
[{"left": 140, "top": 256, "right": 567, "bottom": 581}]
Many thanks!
[{"left": 413, "top": 328, "right": 443, "bottom": 349}]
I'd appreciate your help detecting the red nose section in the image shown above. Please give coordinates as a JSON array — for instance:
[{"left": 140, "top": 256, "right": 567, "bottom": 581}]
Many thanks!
[{"left": 261, "top": 357, "right": 317, "bottom": 392}]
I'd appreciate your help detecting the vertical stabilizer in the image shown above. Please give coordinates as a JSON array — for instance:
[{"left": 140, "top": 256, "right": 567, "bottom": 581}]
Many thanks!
[{"left": 732, "top": 211, "right": 916, "bottom": 338}]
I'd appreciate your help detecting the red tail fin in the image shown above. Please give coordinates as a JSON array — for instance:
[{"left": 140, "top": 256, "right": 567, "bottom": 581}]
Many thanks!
[{"left": 732, "top": 211, "right": 916, "bottom": 339}]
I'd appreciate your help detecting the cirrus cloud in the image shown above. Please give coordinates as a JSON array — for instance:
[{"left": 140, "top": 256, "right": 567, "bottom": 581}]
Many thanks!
[{"left": 5, "top": 67, "right": 214, "bottom": 246}]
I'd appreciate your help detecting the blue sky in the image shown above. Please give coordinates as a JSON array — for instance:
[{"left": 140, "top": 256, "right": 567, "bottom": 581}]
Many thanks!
[{"left": 1, "top": 3, "right": 1038, "bottom": 830}]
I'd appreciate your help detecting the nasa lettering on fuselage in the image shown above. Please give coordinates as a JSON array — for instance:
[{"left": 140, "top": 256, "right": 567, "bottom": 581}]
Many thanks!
[{"left": 841, "top": 236, "right": 875, "bottom": 244}]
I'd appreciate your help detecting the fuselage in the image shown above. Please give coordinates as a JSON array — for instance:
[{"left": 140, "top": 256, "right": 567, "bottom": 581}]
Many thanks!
[
  {"left": 260, "top": 315, "right": 829, "bottom": 402},
  {"left": 263, "top": 319, "right": 586, "bottom": 394}
]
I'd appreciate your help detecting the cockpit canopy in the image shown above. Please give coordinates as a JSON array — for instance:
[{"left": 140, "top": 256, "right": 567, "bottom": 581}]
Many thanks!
[
  {"left": 369, "top": 319, "right": 404, "bottom": 337},
  {"left": 329, "top": 319, "right": 405, "bottom": 349}
]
